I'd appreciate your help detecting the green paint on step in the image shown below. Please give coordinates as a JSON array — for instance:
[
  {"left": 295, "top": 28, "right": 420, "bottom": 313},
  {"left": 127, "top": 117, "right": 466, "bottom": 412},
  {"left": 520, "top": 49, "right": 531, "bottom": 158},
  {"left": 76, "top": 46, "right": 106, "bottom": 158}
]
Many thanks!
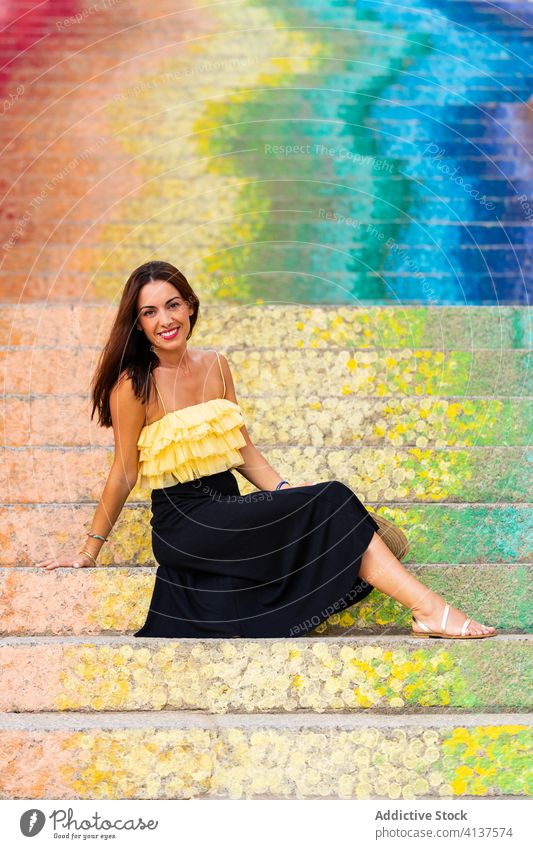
[
  {"left": 317, "top": 565, "right": 533, "bottom": 634},
  {"left": 442, "top": 726, "right": 532, "bottom": 796}
]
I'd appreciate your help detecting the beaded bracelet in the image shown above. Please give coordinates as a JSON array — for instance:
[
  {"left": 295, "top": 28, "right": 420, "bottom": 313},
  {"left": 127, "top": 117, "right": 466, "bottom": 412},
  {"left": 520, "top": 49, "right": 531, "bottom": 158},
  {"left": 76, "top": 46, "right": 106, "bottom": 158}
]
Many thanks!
[
  {"left": 275, "top": 480, "right": 290, "bottom": 490},
  {"left": 87, "top": 533, "right": 108, "bottom": 542}
]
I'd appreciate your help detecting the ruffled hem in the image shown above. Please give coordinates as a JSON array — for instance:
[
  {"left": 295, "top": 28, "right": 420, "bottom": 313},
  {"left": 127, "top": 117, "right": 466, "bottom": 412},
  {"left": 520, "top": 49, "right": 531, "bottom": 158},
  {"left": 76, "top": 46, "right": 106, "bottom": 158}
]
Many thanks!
[
  {"left": 137, "top": 398, "right": 244, "bottom": 452},
  {"left": 139, "top": 428, "right": 247, "bottom": 476},
  {"left": 138, "top": 447, "right": 245, "bottom": 490}
]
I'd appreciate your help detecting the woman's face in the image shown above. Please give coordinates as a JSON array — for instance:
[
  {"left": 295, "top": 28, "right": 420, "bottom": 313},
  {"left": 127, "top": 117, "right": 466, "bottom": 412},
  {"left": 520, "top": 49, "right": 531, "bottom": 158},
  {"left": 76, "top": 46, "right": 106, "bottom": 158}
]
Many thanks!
[{"left": 136, "top": 279, "right": 194, "bottom": 348}]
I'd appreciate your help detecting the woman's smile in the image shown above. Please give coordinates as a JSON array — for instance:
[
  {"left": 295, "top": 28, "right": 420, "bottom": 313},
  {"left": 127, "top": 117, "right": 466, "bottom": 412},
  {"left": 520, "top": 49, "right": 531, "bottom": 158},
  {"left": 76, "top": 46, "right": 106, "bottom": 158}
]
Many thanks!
[{"left": 158, "top": 327, "right": 180, "bottom": 340}]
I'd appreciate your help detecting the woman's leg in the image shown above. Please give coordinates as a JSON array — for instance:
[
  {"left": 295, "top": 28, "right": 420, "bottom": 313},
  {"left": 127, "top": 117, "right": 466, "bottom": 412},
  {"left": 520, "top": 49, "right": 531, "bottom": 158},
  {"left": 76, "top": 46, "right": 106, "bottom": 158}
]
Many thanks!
[{"left": 359, "top": 531, "right": 496, "bottom": 636}]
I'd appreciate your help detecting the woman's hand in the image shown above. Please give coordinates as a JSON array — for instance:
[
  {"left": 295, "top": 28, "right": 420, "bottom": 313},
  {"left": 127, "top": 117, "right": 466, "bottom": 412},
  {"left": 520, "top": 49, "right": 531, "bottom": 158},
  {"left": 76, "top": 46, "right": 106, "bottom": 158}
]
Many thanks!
[{"left": 34, "top": 551, "right": 96, "bottom": 571}]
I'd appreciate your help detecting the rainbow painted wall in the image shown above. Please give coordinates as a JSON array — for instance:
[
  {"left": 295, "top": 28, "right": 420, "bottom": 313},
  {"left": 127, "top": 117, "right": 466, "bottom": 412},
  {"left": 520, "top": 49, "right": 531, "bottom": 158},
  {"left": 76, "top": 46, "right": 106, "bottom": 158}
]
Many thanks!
[{"left": 0, "top": 0, "right": 531, "bottom": 305}]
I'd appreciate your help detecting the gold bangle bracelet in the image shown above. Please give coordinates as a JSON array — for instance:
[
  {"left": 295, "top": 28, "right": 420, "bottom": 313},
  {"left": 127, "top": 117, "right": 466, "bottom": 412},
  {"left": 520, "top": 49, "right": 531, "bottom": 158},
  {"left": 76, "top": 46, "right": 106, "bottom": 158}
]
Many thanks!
[{"left": 79, "top": 549, "right": 97, "bottom": 563}]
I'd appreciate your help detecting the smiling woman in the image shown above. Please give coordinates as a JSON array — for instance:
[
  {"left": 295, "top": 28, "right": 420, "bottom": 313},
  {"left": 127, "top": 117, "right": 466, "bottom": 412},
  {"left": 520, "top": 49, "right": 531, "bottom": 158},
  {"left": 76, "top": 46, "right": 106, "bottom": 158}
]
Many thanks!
[
  {"left": 139, "top": 296, "right": 188, "bottom": 347},
  {"left": 34, "top": 260, "right": 496, "bottom": 641}
]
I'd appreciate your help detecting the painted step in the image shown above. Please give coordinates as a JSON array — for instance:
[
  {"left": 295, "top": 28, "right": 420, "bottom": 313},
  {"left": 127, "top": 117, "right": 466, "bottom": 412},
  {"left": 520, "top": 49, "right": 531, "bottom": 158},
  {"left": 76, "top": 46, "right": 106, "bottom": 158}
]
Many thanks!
[
  {"left": 2, "top": 346, "right": 529, "bottom": 396},
  {"left": 2, "top": 503, "right": 530, "bottom": 567},
  {"left": 116, "top": 244, "right": 529, "bottom": 278},
  {"left": 0, "top": 635, "right": 531, "bottom": 714},
  {"left": 114, "top": 270, "right": 530, "bottom": 307},
  {"left": 1, "top": 564, "right": 530, "bottom": 637},
  {"left": 8, "top": 218, "right": 533, "bottom": 249},
  {"left": 0, "top": 266, "right": 530, "bottom": 301},
  {"left": 0, "top": 712, "right": 530, "bottom": 799},
  {"left": 2, "top": 446, "right": 530, "bottom": 504},
  {"left": 1, "top": 305, "right": 530, "bottom": 349},
  {"left": 3, "top": 394, "right": 532, "bottom": 448}
]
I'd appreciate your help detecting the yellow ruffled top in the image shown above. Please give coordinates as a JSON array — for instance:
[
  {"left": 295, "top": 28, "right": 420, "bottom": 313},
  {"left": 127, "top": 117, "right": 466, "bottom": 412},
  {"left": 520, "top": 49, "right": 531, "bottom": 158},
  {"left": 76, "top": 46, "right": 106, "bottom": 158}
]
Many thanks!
[{"left": 137, "top": 397, "right": 247, "bottom": 490}]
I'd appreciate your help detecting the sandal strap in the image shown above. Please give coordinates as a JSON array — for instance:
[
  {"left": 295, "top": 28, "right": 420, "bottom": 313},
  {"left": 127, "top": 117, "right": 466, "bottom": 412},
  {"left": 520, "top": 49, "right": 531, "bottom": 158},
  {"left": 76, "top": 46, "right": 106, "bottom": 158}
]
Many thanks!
[
  {"left": 461, "top": 618, "right": 472, "bottom": 637},
  {"left": 441, "top": 603, "right": 450, "bottom": 633},
  {"left": 412, "top": 615, "right": 430, "bottom": 633}
]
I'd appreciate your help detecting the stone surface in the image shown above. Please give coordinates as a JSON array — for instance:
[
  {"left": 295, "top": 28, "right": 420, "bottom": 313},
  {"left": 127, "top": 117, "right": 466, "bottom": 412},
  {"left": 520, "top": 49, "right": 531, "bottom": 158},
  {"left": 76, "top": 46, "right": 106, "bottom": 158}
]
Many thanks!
[
  {"left": 1, "top": 565, "right": 531, "bottom": 635},
  {"left": 3, "top": 445, "right": 531, "bottom": 503},
  {"left": 0, "top": 636, "right": 531, "bottom": 714},
  {"left": 2, "top": 503, "right": 530, "bottom": 566},
  {"left": 0, "top": 713, "right": 530, "bottom": 799},
  {"left": 2, "top": 345, "right": 530, "bottom": 395}
]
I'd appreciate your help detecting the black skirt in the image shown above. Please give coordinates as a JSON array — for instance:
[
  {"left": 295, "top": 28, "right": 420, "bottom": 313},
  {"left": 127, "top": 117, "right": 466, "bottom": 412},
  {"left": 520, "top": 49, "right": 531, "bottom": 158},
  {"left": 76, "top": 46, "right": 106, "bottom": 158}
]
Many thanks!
[{"left": 133, "top": 471, "right": 379, "bottom": 639}]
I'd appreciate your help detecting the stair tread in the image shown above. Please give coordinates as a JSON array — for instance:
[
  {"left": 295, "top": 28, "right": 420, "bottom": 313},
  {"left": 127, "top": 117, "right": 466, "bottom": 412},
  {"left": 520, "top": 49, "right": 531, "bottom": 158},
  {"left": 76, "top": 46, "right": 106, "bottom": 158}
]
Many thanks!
[
  {"left": 2, "top": 633, "right": 530, "bottom": 644},
  {"left": 1, "top": 711, "right": 532, "bottom": 730}
]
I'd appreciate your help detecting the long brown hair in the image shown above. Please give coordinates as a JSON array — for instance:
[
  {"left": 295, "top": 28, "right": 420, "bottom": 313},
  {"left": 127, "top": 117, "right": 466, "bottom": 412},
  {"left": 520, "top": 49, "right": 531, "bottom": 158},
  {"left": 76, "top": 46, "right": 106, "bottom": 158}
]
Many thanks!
[{"left": 90, "top": 261, "right": 200, "bottom": 427}]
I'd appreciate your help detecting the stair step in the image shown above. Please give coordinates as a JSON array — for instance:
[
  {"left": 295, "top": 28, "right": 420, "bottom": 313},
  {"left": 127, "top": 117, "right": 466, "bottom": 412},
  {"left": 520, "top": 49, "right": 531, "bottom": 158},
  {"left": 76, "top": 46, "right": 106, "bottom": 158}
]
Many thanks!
[
  {"left": 50, "top": 245, "right": 530, "bottom": 282},
  {"left": 1, "top": 635, "right": 531, "bottom": 713},
  {"left": 2, "top": 503, "right": 530, "bottom": 566},
  {"left": 2, "top": 395, "right": 532, "bottom": 448},
  {"left": 1, "top": 565, "right": 530, "bottom": 636},
  {"left": 2, "top": 346, "right": 529, "bottom": 396},
  {"left": 0, "top": 711, "right": 530, "bottom": 799},
  {"left": 1, "top": 274, "right": 531, "bottom": 304},
  {"left": 7, "top": 218, "right": 533, "bottom": 247},
  {"left": 1, "top": 305, "right": 530, "bottom": 349},
  {"left": 3, "top": 446, "right": 530, "bottom": 503}
]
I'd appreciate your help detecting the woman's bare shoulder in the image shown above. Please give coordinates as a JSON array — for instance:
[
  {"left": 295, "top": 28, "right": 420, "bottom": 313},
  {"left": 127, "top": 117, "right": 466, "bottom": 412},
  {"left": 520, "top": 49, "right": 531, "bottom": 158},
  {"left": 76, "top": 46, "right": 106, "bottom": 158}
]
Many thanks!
[
  {"left": 110, "top": 370, "right": 144, "bottom": 407},
  {"left": 189, "top": 347, "right": 222, "bottom": 371}
]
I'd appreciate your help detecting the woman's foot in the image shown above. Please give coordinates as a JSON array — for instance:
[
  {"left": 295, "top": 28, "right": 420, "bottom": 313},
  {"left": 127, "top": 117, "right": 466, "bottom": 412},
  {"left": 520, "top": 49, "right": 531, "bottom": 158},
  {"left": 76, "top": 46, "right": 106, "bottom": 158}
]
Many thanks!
[{"left": 411, "top": 591, "right": 497, "bottom": 639}]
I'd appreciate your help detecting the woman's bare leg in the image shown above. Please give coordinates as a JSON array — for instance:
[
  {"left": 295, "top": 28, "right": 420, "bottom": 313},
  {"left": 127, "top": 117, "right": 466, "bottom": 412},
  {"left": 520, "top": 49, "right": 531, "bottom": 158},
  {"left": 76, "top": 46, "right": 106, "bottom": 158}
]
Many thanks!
[{"left": 359, "top": 531, "right": 496, "bottom": 636}]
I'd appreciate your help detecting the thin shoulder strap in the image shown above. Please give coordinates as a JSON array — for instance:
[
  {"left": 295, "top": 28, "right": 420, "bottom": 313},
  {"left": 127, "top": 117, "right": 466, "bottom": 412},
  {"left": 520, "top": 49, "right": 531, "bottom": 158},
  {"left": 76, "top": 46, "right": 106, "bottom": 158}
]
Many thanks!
[
  {"left": 215, "top": 350, "right": 226, "bottom": 398},
  {"left": 151, "top": 371, "right": 167, "bottom": 415}
]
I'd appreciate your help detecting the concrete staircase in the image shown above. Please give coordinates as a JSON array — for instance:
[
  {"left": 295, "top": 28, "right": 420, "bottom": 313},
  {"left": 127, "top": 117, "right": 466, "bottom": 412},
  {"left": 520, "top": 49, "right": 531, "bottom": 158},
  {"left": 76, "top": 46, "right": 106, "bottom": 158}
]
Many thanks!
[{"left": 1, "top": 304, "right": 531, "bottom": 799}]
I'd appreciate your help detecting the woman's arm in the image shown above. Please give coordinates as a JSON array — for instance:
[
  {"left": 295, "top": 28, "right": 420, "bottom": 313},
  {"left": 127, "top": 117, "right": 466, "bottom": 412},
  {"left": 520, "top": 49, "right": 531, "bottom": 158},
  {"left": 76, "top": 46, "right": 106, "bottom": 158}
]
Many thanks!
[
  {"left": 218, "top": 353, "right": 291, "bottom": 491},
  {"left": 35, "top": 469, "right": 135, "bottom": 569},
  {"left": 81, "top": 470, "right": 136, "bottom": 561},
  {"left": 36, "top": 373, "right": 145, "bottom": 569},
  {"left": 82, "top": 373, "right": 145, "bottom": 559},
  {"left": 236, "top": 441, "right": 288, "bottom": 492}
]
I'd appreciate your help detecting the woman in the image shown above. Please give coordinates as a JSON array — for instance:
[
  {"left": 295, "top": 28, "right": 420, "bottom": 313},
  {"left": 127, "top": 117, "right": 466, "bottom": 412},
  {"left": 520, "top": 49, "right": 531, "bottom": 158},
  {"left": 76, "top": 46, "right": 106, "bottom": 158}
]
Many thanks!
[{"left": 35, "top": 261, "right": 497, "bottom": 640}]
